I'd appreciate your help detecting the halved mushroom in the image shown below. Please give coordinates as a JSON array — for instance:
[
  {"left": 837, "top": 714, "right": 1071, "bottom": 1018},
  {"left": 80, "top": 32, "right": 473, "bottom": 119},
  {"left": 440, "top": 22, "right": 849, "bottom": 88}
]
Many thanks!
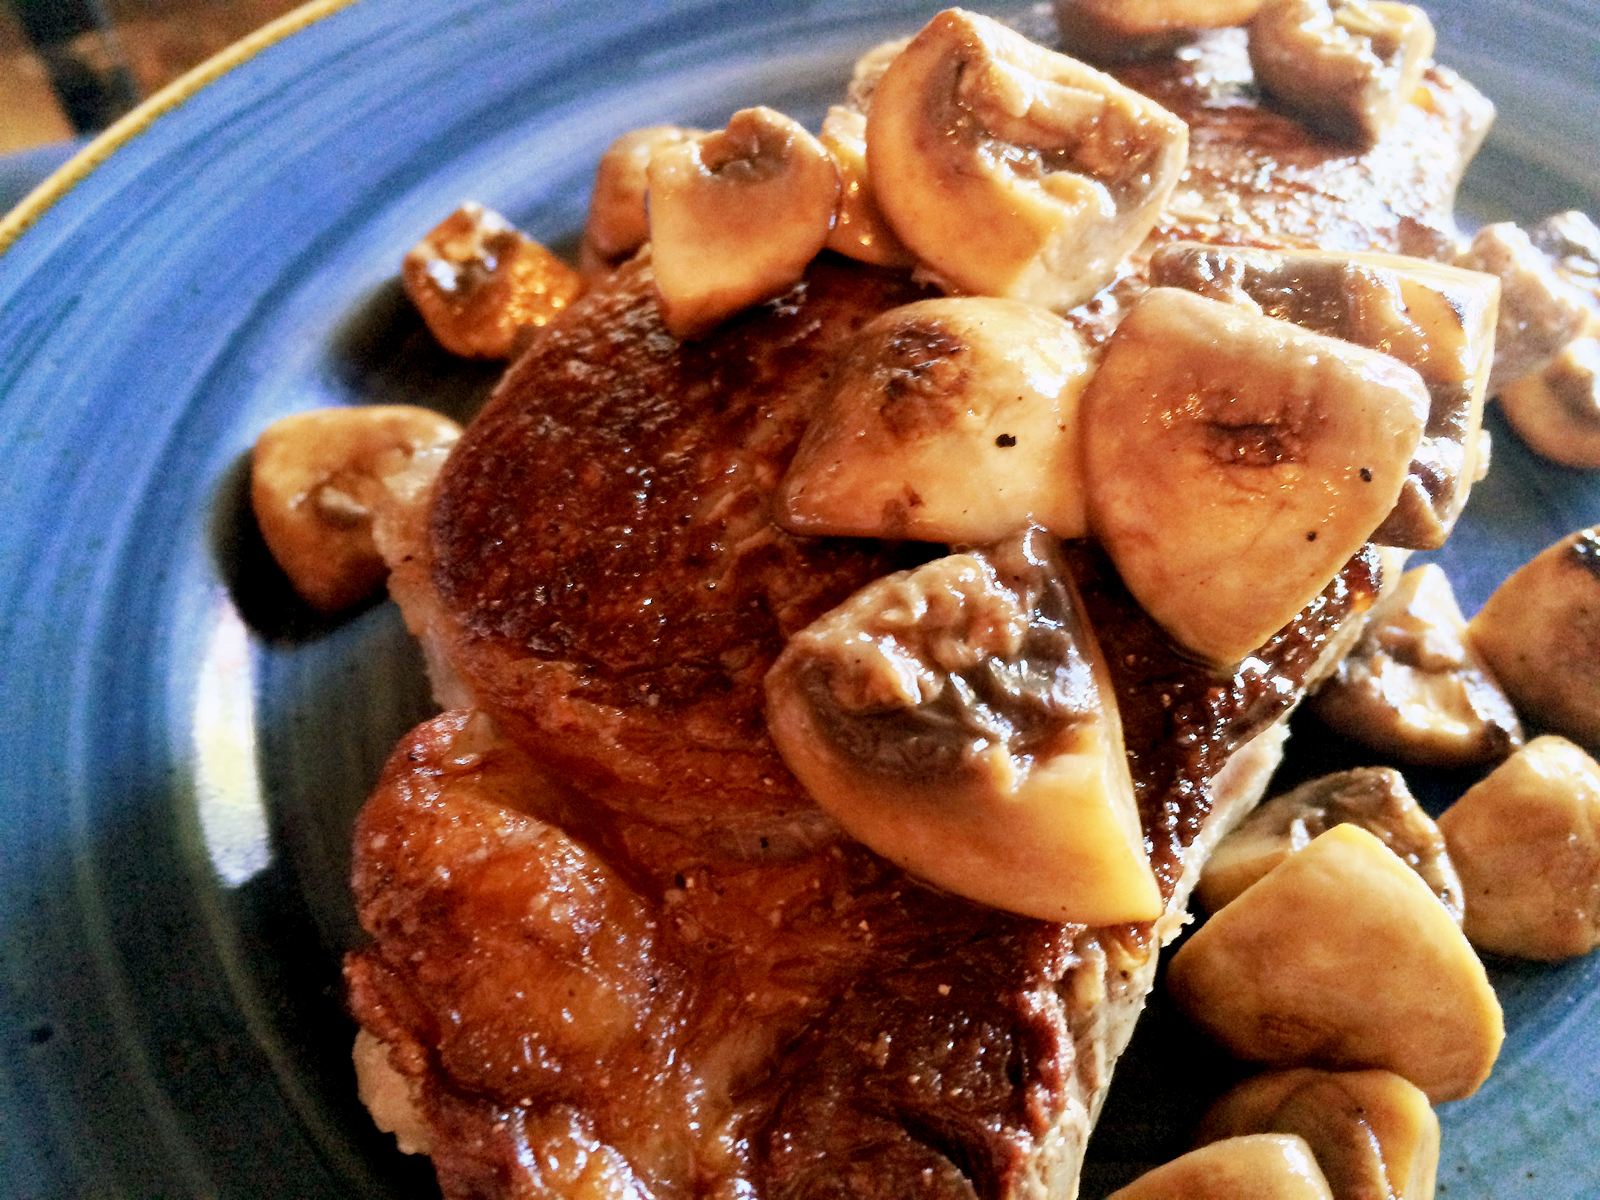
[
  {"left": 1456, "top": 222, "right": 1592, "bottom": 392},
  {"left": 1055, "top": 0, "right": 1267, "bottom": 63},
  {"left": 1468, "top": 526, "right": 1600, "bottom": 747},
  {"left": 579, "top": 125, "right": 702, "bottom": 274},
  {"left": 1168, "top": 823, "right": 1503, "bottom": 1102},
  {"left": 647, "top": 107, "right": 840, "bottom": 339},
  {"left": 401, "top": 203, "right": 582, "bottom": 359},
  {"left": 251, "top": 406, "right": 463, "bottom": 612},
  {"left": 1309, "top": 564, "right": 1523, "bottom": 767},
  {"left": 865, "top": 8, "right": 1188, "bottom": 312},
  {"left": 1438, "top": 736, "right": 1600, "bottom": 960},
  {"left": 1148, "top": 243, "right": 1499, "bottom": 550},
  {"left": 764, "top": 529, "right": 1162, "bottom": 925},
  {"left": 816, "top": 106, "right": 915, "bottom": 269},
  {"left": 776, "top": 297, "right": 1094, "bottom": 543},
  {"left": 1249, "top": 0, "right": 1434, "bottom": 147},
  {"left": 1083, "top": 287, "right": 1429, "bottom": 666},
  {"left": 1498, "top": 334, "right": 1600, "bottom": 468},
  {"left": 1195, "top": 1068, "right": 1439, "bottom": 1200},
  {"left": 1108, "top": 1135, "right": 1334, "bottom": 1200},
  {"left": 1197, "top": 766, "right": 1464, "bottom": 921}
]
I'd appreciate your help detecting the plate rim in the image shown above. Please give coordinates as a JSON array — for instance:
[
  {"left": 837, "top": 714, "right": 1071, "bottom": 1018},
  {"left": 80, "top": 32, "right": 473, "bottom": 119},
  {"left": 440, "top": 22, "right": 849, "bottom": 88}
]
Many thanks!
[{"left": 0, "top": 0, "right": 355, "bottom": 257}]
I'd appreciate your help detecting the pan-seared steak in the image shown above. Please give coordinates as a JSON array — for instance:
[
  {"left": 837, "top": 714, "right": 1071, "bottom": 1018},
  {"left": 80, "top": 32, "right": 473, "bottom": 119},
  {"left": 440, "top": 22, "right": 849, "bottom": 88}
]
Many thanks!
[{"left": 347, "top": 27, "right": 1491, "bottom": 1200}]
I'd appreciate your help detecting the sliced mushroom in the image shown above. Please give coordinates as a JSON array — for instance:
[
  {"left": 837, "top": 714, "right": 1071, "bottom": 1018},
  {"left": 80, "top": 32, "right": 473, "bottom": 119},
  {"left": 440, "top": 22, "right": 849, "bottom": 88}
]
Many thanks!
[
  {"left": 816, "top": 106, "right": 915, "bottom": 269},
  {"left": 579, "top": 125, "right": 702, "bottom": 274},
  {"left": 1082, "top": 287, "right": 1429, "bottom": 666},
  {"left": 1310, "top": 564, "right": 1523, "bottom": 767},
  {"left": 1148, "top": 243, "right": 1499, "bottom": 550},
  {"left": 1468, "top": 526, "right": 1600, "bottom": 747},
  {"left": 646, "top": 107, "right": 840, "bottom": 339},
  {"left": 1108, "top": 1135, "right": 1334, "bottom": 1200},
  {"left": 1499, "top": 334, "right": 1600, "bottom": 468},
  {"left": 1438, "top": 735, "right": 1600, "bottom": 961},
  {"left": 1197, "top": 766, "right": 1464, "bottom": 921},
  {"left": 1248, "top": 0, "right": 1435, "bottom": 147},
  {"left": 1195, "top": 1068, "right": 1439, "bottom": 1200},
  {"left": 251, "top": 406, "right": 463, "bottom": 612},
  {"left": 1168, "top": 823, "right": 1503, "bottom": 1103},
  {"left": 865, "top": 8, "right": 1188, "bottom": 312},
  {"left": 401, "top": 203, "right": 582, "bottom": 359},
  {"left": 776, "top": 298, "right": 1094, "bottom": 543},
  {"left": 1055, "top": 0, "right": 1267, "bottom": 63},
  {"left": 764, "top": 529, "right": 1161, "bottom": 925},
  {"left": 1456, "top": 221, "right": 1592, "bottom": 392}
]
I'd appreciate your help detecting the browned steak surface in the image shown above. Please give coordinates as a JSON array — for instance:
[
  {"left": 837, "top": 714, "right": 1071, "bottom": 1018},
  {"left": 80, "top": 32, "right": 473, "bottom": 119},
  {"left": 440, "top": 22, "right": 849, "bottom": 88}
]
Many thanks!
[{"left": 349, "top": 32, "right": 1488, "bottom": 1200}]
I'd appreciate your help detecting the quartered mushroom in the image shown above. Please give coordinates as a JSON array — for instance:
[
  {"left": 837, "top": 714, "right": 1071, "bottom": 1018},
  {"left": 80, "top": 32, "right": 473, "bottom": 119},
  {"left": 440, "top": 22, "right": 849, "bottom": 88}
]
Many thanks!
[
  {"left": 1468, "top": 526, "right": 1600, "bottom": 747},
  {"left": 1168, "top": 823, "right": 1503, "bottom": 1103},
  {"left": 764, "top": 529, "right": 1162, "bottom": 925},
  {"left": 816, "top": 106, "right": 915, "bottom": 268},
  {"left": 1148, "top": 243, "right": 1499, "bottom": 550},
  {"left": 1195, "top": 1068, "right": 1440, "bottom": 1200},
  {"left": 1197, "top": 766, "right": 1465, "bottom": 921},
  {"left": 865, "top": 8, "right": 1189, "bottom": 311},
  {"left": 1108, "top": 1135, "right": 1334, "bottom": 1200},
  {"left": 647, "top": 106, "right": 840, "bottom": 338},
  {"left": 401, "top": 203, "right": 583, "bottom": 359},
  {"left": 1438, "top": 736, "right": 1600, "bottom": 961},
  {"left": 776, "top": 297, "right": 1095, "bottom": 543},
  {"left": 1082, "top": 287, "right": 1429, "bottom": 666},
  {"left": 1055, "top": 0, "right": 1267, "bottom": 62},
  {"left": 579, "top": 125, "right": 702, "bottom": 274},
  {"left": 1456, "top": 222, "right": 1593, "bottom": 392},
  {"left": 1310, "top": 564, "right": 1523, "bottom": 767},
  {"left": 251, "top": 406, "right": 463, "bottom": 612},
  {"left": 1248, "top": 0, "right": 1435, "bottom": 148}
]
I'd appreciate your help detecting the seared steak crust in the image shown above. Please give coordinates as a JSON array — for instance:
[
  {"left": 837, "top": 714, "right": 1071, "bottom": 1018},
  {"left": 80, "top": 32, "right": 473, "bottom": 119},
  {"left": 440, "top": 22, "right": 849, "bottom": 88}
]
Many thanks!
[{"left": 349, "top": 33, "right": 1490, "bottom": 1200}]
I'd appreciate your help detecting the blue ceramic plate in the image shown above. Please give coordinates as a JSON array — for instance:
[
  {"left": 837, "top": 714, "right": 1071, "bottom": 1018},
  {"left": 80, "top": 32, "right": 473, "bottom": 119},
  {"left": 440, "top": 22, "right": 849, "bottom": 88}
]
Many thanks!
[{"left": 1, "top": 2, "right": 1596, "bottom": 1196}]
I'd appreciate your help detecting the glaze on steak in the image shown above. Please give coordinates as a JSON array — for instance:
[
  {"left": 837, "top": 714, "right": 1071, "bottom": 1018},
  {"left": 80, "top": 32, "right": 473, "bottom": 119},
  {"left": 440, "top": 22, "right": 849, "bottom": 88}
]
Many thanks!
[{"left": 346, "top": 26, "right": 1490, "bottom": 1200}]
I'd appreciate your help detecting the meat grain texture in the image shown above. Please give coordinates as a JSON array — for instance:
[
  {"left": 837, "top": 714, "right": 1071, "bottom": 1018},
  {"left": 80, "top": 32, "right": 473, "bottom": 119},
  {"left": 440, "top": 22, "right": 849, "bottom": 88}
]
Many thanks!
[{"left": 346, "top": 29, "right": 1492, "bottom": 1200}]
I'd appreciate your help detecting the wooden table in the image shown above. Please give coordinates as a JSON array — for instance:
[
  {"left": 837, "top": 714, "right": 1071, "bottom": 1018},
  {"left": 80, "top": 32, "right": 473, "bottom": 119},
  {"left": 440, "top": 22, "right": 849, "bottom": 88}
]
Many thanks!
[{"left": 2, "top": 0, "right": 303, "bottom": 152}]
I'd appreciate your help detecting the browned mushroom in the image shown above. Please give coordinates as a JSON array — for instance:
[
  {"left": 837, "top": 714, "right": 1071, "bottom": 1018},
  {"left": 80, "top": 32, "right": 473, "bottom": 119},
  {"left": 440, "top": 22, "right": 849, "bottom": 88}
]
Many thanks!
[
  {"left": 865, "top": 8, "right": 1188, "bottom": 311},
  {"left": 646, "top": 107, "right": 840, "bottom": 338},
  {"left": 1249, "top": 0, "right": 1435, "bottom": 147},
  {"left": 1148, "top": 243, "right": 1499, "bottom": 550},
  {"left": 776, "top": 297, "right": 1094, "bottom": 543},
  {"left": 1438, "top": 736, "right": 1600, "bottom": 960},
  {"left": 764, "top": 529, "right": 1161, "bottom": 924},
  {"left": 1168, "top": 823, "right": 1503, "bottom": 1102},
  {"left": 1468, "top": 526, "right": 1600, "bottom": 747},
  {"left": 1083, "top": 287, "right": 1428, "bottom": 665},
  {"left": 1109, "top": 1135, "right": 1335, "bottom": 1199},
  {"left": 1195, "top": 1068, "right": 1439, "bottom": 1200},
  {"left": 401, "top": 203, "right": 582, "bottom": 359},
  {"left": 251, "top": 405, "right": 462, "bottom": 612},
  {"left": 1197, "top": 766, "right": 1465, "bottom": 921},
  {"left": 1310, "top": 564, "right": 1523, "bottom": 766},
  {"left": 1055, "top": 0, "right": 1267, "bottom": 63}
]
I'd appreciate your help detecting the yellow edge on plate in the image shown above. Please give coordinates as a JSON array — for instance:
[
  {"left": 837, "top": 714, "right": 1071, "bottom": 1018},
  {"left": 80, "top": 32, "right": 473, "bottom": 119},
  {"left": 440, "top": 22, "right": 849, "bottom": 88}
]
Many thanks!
[{"left": 0, "top": 0, "right": 359, "bottom": 258}]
